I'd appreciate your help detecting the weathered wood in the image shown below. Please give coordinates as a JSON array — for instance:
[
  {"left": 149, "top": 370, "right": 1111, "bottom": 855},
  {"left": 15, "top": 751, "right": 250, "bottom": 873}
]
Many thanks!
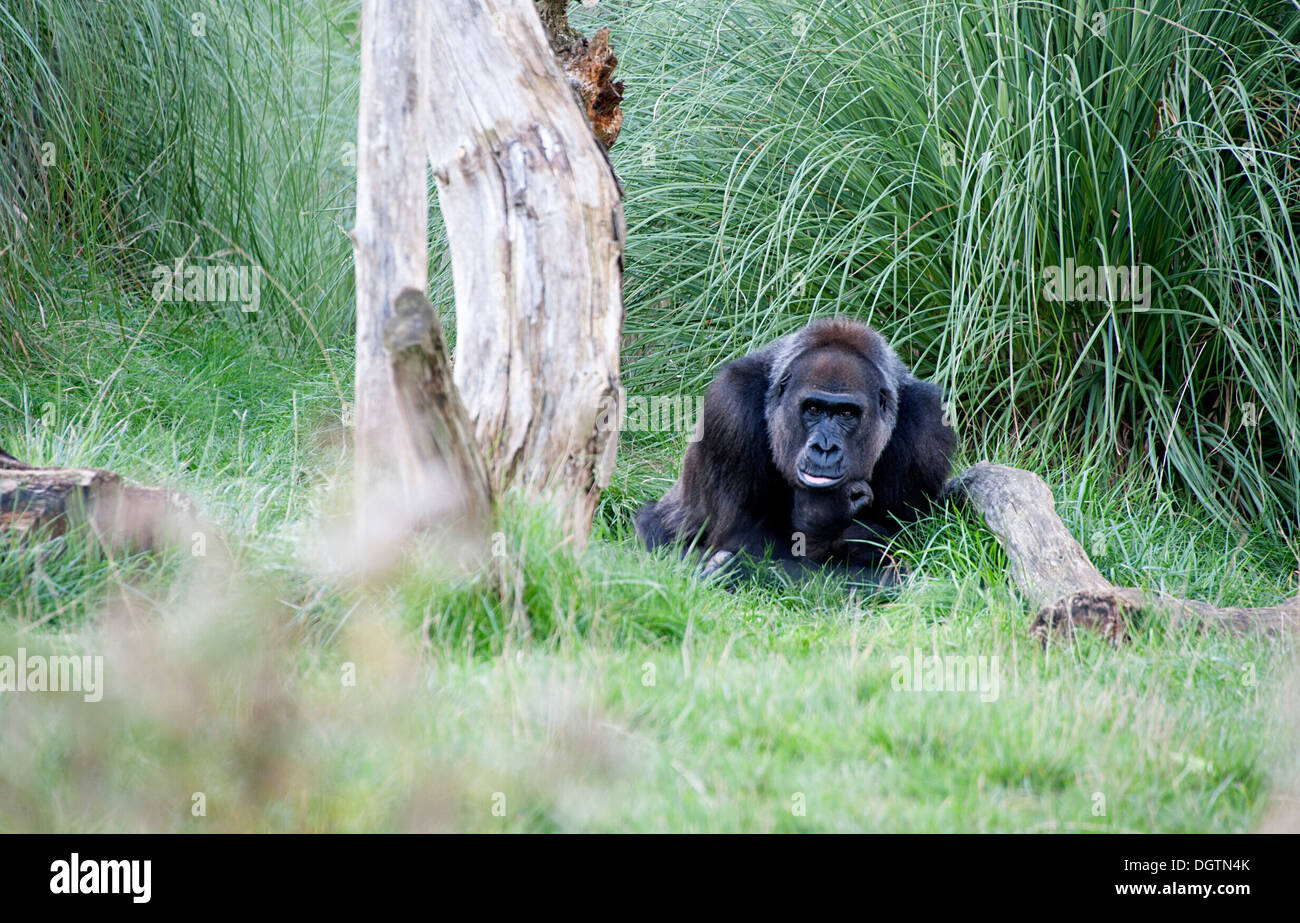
[
  {"left": 0, "top": 458, "right": 196, "bottom": 551},
  {"left": 0, "top": 446, "right": 32, "bottom": 469},
  {"left": 383, "top": 288, "right": 492, "bottom": 528},
  {"left": 351, "top": 0, "right": 431, "bottom": 525},
  {"left": 429, "top": 0, "right": 625, "bottom": 543},
  {"left": 534, "top": 1, "right": 625, "bottom": 148},
  {"left": 944, "top": 462, "right": 1300, "bottom": 641}
]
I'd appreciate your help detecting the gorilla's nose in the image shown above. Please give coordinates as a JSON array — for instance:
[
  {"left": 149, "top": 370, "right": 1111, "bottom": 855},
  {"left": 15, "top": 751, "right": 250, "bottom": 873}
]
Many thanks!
[{"left": 809, "top": 437, "right": 841, "bottom": 462}]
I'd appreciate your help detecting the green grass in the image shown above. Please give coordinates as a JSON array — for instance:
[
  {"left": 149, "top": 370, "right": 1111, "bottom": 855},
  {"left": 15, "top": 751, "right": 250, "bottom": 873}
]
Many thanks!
[{"left": 1, "top": 0, "right": 1299, "bottom": 832}]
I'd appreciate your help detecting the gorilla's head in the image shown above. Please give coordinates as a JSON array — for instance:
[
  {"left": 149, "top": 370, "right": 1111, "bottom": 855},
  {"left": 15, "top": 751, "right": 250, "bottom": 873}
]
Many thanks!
[{"left": 765, "top": 320, "right": 904, "bottom": 528}]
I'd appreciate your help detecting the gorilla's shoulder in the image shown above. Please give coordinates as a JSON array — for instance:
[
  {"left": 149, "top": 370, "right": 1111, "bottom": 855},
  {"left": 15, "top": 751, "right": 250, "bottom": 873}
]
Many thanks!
[
  {"left": 699, "top": 352, "right": 773, "bottom": 452},
  {"left": 898, "top": 375, "right": 944, "bottom": 410}
]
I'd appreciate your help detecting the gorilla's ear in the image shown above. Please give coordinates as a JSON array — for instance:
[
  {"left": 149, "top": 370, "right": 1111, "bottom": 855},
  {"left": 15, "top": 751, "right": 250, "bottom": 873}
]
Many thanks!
[
  {"left": 777, "top": 370, "right": 792, "bottom": 397},
  {"left": 879, "top": 388, "right": 890, "bottom": 413}
]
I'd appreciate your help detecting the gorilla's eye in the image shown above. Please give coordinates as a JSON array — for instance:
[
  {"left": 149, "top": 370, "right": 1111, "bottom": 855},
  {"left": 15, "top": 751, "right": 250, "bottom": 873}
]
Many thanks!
[
  {"left": 805, "top": 402, "right": 822, "bottom": 416},
  {"left": 838, "top": 408, "right": 856, "bottom": 419}
]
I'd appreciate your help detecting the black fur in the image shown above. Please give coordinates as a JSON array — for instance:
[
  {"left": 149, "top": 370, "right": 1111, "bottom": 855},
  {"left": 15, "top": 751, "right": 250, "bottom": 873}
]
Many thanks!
[{"left": 636, "top": 318, "right": 955, "bottom": 580}]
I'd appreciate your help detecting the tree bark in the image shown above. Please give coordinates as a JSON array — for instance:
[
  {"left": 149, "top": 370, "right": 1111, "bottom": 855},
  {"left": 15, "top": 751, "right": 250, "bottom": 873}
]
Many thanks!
[
  {"left": 944, "top": 462, "right": 1300, "bottom": 641},
  {"left": 428, "top": 0, "right": 625, "bottom": 543},
  {"left": 383, "top": 289, "right": 492, "bottom": 530},
  {"left": 534, "top": 1, "right": 625, "bottom": 148},
  {"left": 352, "top": 0, "right": 432, "bottom": 526}
]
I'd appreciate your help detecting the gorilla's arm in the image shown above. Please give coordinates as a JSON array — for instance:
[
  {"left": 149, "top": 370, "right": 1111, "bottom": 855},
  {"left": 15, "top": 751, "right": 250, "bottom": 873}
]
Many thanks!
[
  {"left": 677, "top": 353, "right": 789, "bottom": 547},
  {"left": 635, "top": 353, "right": 788, "bottom": 554}
]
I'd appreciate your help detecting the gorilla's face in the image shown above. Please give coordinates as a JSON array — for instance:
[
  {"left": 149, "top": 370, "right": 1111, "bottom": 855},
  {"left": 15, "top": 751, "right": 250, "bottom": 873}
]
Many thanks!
[{"left": 771, "top": 347, "right": 896, "bottom": 529}]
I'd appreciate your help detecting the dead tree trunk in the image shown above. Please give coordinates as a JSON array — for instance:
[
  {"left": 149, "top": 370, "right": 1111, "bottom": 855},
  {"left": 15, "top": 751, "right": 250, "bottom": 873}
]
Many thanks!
[
  {"left": 945, "top": 462, "right": 1300, "bottom": 641},
  {"left": 352, "top": 0, "right": 433, "bottom": 525},
  {"left": 428, "top": 0, "right": 626, "bottom": 543},
  {"left": 353, "top": 0, "right": 492, "bottom": 544}
]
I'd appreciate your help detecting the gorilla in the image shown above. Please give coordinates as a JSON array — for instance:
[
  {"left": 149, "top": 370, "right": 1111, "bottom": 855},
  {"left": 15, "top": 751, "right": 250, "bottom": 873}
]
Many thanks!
[{"left": 636, "top": 318, "right": 955, "bottom": 581}]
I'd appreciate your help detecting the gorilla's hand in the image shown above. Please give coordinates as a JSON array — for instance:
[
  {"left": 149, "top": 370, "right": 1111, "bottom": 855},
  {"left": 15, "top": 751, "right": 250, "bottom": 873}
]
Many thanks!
[
  {"left": 700, "top": 549, "right": 735, "bottom": 579},
  {"left": 846, "top": 480, "right": 873, "bottom": 518},
  {"left": 792, "top": 479, "right": 873, "bottom": 540}
]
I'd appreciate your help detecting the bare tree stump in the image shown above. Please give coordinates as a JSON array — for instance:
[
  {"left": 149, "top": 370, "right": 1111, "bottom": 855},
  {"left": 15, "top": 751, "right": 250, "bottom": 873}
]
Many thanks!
[
  {"left": 944, "top": 462, "right": 1300, "bottom": 641},
  {"left": 429, "top": 0, "right": 625, "bottom": 544},
  {"left": 0, "top": 455, "right": 196, "bottom": 551}
]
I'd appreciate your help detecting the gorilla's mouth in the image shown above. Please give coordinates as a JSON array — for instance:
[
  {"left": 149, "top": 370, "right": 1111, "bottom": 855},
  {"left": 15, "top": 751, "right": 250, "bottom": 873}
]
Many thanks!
[{"left": 797, "top": 469, "right": 844, "bottom": 489}]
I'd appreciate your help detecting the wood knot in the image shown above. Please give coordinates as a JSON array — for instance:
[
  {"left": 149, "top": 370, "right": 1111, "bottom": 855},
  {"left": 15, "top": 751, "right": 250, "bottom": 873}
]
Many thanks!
[{"left": 1031, "top": 591, "right": 1139, "bottom": 645}]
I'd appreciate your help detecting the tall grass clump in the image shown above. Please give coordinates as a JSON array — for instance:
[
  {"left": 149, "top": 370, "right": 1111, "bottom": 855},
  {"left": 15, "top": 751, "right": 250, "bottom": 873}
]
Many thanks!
[
  {"left": 596, "top": 0, "right": 1300, "bottom": 535},
  {"left": 0, "top": 0, "right": 359, "bottom": 361}
]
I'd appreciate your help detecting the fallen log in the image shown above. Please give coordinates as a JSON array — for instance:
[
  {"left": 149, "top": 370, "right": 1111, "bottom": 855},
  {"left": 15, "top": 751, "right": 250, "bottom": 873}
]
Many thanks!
[
  {"left": 943, "top": 462, "right": 1300, "bottom": 641},
  {"left": 0, "top": 446, "right": 31, "bottom": 469},
  {"left": 0, "top": 450, "right": 196, "bottom": 551}
]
